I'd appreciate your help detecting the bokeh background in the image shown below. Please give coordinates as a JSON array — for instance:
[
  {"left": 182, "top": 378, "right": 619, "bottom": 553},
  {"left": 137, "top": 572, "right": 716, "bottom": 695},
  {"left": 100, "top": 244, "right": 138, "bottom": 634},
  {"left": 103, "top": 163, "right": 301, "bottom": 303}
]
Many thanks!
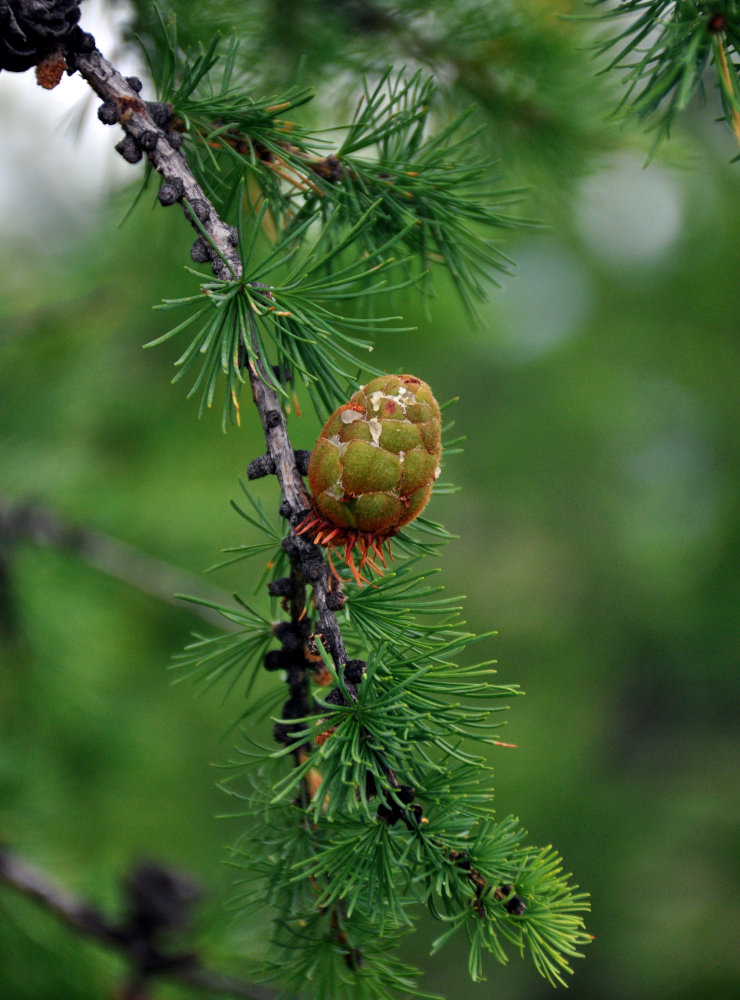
[{"left": 1, "top": 1, "right": 738, "bottom": 998}]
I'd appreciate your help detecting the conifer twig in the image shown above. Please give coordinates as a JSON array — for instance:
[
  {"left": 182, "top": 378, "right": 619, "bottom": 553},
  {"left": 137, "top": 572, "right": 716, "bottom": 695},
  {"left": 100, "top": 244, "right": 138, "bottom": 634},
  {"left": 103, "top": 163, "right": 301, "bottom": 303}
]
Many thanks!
[
  {"left": 72, "top": 41, "right": 348, "bottom": 670},
  {"left": 73, "top": 47, "right": 242, "bottom": 280},
  {"left": 0, "top": 496, "right": 234, "bottom": 629},
  {"left": 0, "top": 847, "right": 278, "bottom": 1000}
]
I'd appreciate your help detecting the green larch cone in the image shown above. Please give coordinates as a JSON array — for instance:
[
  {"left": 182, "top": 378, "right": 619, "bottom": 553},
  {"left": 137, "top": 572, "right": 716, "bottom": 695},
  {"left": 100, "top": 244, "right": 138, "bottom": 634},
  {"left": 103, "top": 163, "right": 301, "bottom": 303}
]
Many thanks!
[{"left": 298, "top": 374, "right": 442, "bottom": 582}]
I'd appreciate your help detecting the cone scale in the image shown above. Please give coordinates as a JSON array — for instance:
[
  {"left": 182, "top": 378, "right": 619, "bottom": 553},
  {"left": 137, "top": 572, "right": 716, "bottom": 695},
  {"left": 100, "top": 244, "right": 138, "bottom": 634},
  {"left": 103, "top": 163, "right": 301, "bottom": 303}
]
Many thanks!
[{"left": 297, "top": 374, "right": 442, "bottom": 584}]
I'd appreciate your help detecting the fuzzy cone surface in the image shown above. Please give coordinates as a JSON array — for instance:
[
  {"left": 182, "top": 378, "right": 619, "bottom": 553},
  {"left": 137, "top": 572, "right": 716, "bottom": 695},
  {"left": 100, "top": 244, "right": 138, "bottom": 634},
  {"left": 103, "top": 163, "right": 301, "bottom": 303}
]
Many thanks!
[{"left": 307, "top": 374, "right": 442, "bottom": 539}]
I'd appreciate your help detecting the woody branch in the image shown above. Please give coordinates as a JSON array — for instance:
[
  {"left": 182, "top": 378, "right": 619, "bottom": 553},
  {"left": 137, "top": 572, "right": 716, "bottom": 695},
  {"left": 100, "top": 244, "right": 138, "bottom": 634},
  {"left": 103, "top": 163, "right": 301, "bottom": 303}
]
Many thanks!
[
  {"left": 70, "top": 41, "right": 348, "bottom": 670},
  {"left": 0, "top": 847, "right": 277, "bottom": 1000}
]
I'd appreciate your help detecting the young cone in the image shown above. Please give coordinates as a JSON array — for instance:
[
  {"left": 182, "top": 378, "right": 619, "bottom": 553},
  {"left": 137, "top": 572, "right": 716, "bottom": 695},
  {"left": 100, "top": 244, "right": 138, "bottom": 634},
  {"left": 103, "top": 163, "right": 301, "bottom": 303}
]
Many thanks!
[{"left": 297, "top": 374, "right": 442, "bottom": 583}]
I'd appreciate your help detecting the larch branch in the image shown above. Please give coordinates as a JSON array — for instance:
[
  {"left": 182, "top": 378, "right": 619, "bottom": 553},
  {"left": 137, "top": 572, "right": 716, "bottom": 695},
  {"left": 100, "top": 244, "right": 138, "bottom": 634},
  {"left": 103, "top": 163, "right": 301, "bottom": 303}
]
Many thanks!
[
  {"left": 0, "top": 848, "right": 278, "bottom": 1000},
  {"left": 71, "top": 42, "right": 348, "bottom": 669}
]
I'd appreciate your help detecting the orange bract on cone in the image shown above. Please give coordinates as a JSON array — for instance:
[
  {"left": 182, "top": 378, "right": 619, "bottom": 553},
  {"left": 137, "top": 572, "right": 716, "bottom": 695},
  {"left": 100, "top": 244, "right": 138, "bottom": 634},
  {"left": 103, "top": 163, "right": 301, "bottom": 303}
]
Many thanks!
[{"left": 297, "top": 374, "right": 442, "bottom": 584}]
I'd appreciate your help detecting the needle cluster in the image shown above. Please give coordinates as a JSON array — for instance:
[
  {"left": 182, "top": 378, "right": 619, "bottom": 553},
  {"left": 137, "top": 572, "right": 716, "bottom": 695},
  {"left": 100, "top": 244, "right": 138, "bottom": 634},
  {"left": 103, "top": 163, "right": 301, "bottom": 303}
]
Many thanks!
[
  {"left": 140, "top": 26, "right": 532, "bottom": 420},
  {"left": 587, "top": 0, "right": 740, "bottom": 154}
]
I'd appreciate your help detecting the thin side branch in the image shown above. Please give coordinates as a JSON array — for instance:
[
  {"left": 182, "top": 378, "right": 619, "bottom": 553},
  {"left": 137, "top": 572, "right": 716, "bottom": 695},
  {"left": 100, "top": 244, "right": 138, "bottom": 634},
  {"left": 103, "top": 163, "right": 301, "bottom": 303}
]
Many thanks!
[
  {"left": 0, "top": 496, "right": 234, "bottom": 629},
  {"left": 0, "top": 847, "right": 277, "bottom": 1000},
  {"left": 74, "top": 48, "right": 242, "bottom": 280},
  {"left": 0, "top": 847, "right": 118, "bottom": 945}
]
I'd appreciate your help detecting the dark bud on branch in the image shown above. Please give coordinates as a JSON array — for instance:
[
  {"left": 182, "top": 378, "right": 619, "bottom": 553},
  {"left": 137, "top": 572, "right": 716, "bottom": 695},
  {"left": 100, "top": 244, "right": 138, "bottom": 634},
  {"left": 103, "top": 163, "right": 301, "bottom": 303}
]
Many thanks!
[
  {"left": 249, "top": 450, "right": 311, "bottom": 481},
  {"left": 115, "top": 134, "right": 142, "bottom": 164},
  {"left": 267, "top": 577, "right": 295, "bottom": 598},
  {"left": 312, "top": 155, "right": 344, "bottom": 183},
  {"left": 97, "top": 100, "right": 119, "bottom": 125},
  {"left": 294, "top": 449, "right": 311, "bottom": 476},
  {"left": 324, "top": 687, "right": 347, "bottom": 707},
  {"left": 124, "top": 860, "right": 201, "bottom": 937},
  {"left": 185, "top": 198, "right": 210, "bottom": 224},
  {"left": 273, "top": 620, "right": 305, "bottom": 653},
  {"left": 125, "top": 75, "right": 142, "bottom": 93},
  {"left": 211, "top": 259, "right": 232, "bottom": 281},
  {"left": 279, "top": 500, "right": 293, "bottom": 520},
  {"left": 145, "top": 101, "right": 174, "bottom": 131},
  {"left": 494, "top": 883, "right": 527, "bottom": 916},
  {"left": 303, "top": 550, "right": 325, "bottom": 582},
  {"left": 343, "top": 659, "right": 366, "bottom": 686},
  {"left": 190, "top": 237, "right": 211, "bottom": 263},
  {"left": 264, "top": 649, "right": 292, "bottom": 672},
  {"left": 377, "top": 793, "right": 423, "bottom": 829},
  {"left": 280, "top": 530, "right": 327, "bottom": 584},
  {"left": 281, "top": 532, "right": 300, "bottom": 558},
  {"left": 377, "top": 784, "right": 422, "bottom": 828},
  {"left": 247, "top": 453, "right": 276, "bottom": 480},
  {"left": 376, "top": 802, "right": 397, "bottom": 825},
  {"left": 157, "top": 177, "right": 185, "bottom": 206},
  {"left": 342, "top": 658, "right": 366, "bottom": 700},
  {"left": 505, "top": 895, "right": 527, "bottom": 916},
  {"left": 138, "top": 130, "right": 158, "bottom": 152},
  {"left": 323, "top": 658, "right": 366, "bottom": 708},
  {"left": 325, "top": 588, "right": 345, "bottom": 611},
  {"left": 166, "top": 129, "right": 183, "bottom": 151},
  {"left": 398, "top": 785, "right": 416, "bottom": 804},
  {"left": 272, "top": 722, "right": 293, "bottom": 745}
]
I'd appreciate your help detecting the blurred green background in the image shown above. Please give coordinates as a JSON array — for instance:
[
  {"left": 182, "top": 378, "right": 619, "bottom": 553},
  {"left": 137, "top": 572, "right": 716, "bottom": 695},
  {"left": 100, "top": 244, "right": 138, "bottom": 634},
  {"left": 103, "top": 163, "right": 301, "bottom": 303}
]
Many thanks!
[{"left": 1, "top": 1, "right": 739, "bottom": 999}]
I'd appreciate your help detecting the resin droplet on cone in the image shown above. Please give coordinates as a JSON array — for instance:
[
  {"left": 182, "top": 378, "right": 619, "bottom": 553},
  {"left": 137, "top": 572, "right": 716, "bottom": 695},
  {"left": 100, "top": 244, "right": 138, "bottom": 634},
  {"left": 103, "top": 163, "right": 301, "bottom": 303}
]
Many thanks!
[{"left": 297, "top": 374, "right": 442, "bottom": 583}]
